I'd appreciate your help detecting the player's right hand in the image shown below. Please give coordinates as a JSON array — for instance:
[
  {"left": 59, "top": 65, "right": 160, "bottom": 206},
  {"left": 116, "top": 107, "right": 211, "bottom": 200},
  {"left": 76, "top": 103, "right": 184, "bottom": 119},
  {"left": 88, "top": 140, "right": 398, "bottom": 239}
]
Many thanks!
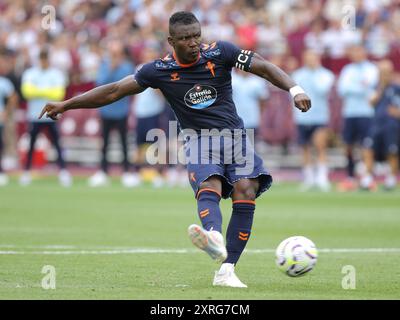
[
  {"left": 39, "top": 101, "right": 66, "bottom": 121},
  {"left": 294, "top": 93, "right": 311, "bottom": 113}
]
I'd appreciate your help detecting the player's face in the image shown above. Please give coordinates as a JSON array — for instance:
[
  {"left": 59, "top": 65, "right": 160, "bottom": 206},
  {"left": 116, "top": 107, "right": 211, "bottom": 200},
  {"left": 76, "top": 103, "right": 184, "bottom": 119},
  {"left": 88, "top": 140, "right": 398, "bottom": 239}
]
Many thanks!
[
  {"left": 378, "top": 60, "right": 394, "bottom": 84},
  {"left": 348, "top": 46, "right": 366, "bottom": 63},
  {"left": 39, "top": 56, "right": 49, "bottom": 69},
  {"left": 168, "top": 23, "right": 202, "bottom": 64},
  {"left": 303, "top": 51, "right": 320, "bottom": 69}
]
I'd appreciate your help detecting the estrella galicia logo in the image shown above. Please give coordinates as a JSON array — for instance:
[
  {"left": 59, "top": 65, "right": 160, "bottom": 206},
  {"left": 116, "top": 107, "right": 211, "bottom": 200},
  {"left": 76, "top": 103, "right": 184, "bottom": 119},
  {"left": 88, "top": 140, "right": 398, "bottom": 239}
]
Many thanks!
[{"left": 184, "top": 84, "right": 217, "bottom": 109}]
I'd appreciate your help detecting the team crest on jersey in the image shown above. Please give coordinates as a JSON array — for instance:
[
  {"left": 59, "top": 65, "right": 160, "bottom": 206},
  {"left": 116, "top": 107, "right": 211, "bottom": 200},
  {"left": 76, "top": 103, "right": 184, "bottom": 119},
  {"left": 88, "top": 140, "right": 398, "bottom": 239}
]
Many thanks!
[
  {"left": 184, "top": 84, "right": 217, "bottom": 109},
  {"left": 206, "top": 61, "right": 216, "bottom": 77}
]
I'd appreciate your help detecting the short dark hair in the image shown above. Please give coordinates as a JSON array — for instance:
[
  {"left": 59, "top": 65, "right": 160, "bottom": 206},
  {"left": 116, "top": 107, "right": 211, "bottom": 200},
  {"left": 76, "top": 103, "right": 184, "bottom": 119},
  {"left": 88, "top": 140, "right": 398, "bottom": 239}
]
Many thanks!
[
  {"left": 0, "top": 46, "right": 14, "bottom": 57},
  {"left": 39, "top": 48, "right": 49, "bottom": 60},
  {"left": 169, "top": 11, "right": 199, "bottom": 35}
]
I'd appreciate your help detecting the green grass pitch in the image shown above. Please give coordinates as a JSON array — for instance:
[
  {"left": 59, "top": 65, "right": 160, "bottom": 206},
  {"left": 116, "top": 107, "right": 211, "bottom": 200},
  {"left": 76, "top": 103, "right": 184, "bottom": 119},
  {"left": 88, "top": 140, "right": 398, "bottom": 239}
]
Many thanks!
[{"left": 0, "top": 177, "right": 399, "bottom": 299}]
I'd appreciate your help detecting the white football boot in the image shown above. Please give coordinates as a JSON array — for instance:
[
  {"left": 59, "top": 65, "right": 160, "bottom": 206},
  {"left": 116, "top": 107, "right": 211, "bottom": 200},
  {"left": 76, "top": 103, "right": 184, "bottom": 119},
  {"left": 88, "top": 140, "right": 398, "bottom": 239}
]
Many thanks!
[
  {"left": 152, "top": 175, "right": 164, "bottom": 188},
  {"left": 299, "top": 165, "right": 315, "bottom": 191},
  {"left": 188, "top": 224, "right": 227, "bottom": 263},
  {"left": 121, "top": 172, "right": 141, "bottom": 188},
  {"left": 0, "top": 173, "right": 9, "bottom": 186},
  {"left": 213, "top": 263, "right": 247, "bottom": 288},
  {"left": 384, "top": 174, "right": 397, "bottom": 190},
  {"left": 19, "top": 171, "right": 32, "bottom": 186},
  {"left": 88, "top": 171, "right": 109, "bottom": 187},
  {"left": 315, "top": 164, "right": 331, "bottom": 192},
  {"left": 360, "top": 174, "right": 377, "bottom": 191},
  {"left": 165, "top": 168, "right": 179, "bottom": 187},
  {"left": 59, "top": 169, "right": 73, "bottom": 187}
]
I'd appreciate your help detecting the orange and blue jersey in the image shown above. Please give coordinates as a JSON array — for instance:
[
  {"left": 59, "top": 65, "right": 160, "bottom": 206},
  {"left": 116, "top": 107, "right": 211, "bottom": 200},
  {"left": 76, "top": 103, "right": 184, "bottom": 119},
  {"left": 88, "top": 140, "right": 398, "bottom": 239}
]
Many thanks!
[
  {"left": 134, "top": 41, "right": 254, "bottom": 131},
  {"left": 135, "top": 41, "right": 272, "bottom": 199}
]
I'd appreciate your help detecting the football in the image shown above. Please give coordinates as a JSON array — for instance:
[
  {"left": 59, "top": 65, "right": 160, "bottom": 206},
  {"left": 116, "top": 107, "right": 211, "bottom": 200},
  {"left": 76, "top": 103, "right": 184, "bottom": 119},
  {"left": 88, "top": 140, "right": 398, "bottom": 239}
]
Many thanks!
[{"left": 275, "top": 236, "right": 318, "bottom": 277}]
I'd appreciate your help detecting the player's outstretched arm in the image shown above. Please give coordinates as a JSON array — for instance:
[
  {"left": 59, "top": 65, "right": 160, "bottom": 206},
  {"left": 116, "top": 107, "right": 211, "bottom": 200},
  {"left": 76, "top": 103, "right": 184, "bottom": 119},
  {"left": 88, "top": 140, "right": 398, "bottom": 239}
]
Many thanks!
[
  {"left": 39, "top": 76, "right": 145, "bottom": 120},
  {"left": 249, "top": 53, "right": 311, "bottom": 112}
]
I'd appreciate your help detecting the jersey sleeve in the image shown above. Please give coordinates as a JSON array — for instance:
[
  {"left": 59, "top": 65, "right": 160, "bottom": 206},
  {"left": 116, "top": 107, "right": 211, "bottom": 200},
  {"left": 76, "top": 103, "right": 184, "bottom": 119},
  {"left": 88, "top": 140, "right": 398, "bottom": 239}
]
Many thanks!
[
  {"left": 134, "top": 62, "right": 158, "bottom": 89},
  {"left": 218, "top": 41, "right": 254, "bottom": 71}
]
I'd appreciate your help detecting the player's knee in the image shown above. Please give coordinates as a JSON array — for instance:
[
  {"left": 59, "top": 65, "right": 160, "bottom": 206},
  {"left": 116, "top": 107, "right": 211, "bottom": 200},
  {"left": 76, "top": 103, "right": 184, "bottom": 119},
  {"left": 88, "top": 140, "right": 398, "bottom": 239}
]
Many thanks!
[
  {"left": 199, "top": 175, "right": 222, "bottom": 194},
  {"left": 232, "top": 179, "right": 258, "bottom": 200}
]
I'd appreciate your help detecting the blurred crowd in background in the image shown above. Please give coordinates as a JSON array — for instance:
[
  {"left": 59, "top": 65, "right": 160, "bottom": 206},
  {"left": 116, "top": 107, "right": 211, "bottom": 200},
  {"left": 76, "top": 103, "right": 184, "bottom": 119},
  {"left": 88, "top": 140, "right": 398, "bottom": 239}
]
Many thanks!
[{"left": 0, "top": 0, "right": 400, "bottom": 190}]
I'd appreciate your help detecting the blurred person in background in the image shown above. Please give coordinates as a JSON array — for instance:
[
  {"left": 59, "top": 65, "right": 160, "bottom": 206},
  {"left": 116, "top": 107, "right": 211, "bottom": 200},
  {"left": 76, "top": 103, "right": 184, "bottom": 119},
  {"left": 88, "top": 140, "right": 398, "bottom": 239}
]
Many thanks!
[
  {"left": 260, "top": 54, "right": 296, "bottom": 150},
  {"left": 292, "top": 50, "right": 335, "bottom": 191},
  {"left": 161, "top": 106, "right": 190, "bottom": 188},
  {"left": 49, "top": 33, "right": 73, "bottom": 78},
  {"left": 365, "top": 60, "right": 400, "bottom": 190},
  {"left": 2, "top": 0, "right": 399, "bottom": 189},
  {"left": 0, "top": 49, "right": 18, "bottom": 186},
  {"left": 132, "top": 46, "right": 166, "bottom": 188},
  {"left": 337, "top": 45, "right": 379, "bottom": 191},
  {"left": 20, "top": 47, "right": 72, "bottom": 187},
  {"left": 304, "top": 19, "right": 326, "bottom": 56},
  {"left": 79, "top": 40, "right": 102, "bottom": 83},
  {"left": 232, "top": 68, "right": 269, "bottom": 137},
  {"left": 0, "top": 47, "right": 20, "bottom": 171},
  {"left": 88, "top": 39, "right": 137, "bottom": 187},
  {"left": 321, "top": 18, "right": 363, "bottom": 73}
]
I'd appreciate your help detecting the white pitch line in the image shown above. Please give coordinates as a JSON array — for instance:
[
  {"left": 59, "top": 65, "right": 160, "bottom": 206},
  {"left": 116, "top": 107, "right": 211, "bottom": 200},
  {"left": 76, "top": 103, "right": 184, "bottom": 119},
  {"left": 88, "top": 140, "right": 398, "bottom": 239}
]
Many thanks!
[
  {"left": 0, "top": 249, "right": 191, "bottom": 255},
  {"left": 0, "top": 245, "right": 77, "bottom": 249},
  {"left": 0, "top": 247, "right": 400, "bottom": 255},
  {"left": 249, "top": 248, "right": 400, "bottom": 253}
]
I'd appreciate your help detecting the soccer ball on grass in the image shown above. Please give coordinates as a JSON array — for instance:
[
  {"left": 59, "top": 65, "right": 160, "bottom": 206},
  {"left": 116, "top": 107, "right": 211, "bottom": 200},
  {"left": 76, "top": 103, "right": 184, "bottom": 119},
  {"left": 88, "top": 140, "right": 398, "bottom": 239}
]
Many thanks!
[{"left": 275, "top": 236, "right": 318, "bottom": 277}]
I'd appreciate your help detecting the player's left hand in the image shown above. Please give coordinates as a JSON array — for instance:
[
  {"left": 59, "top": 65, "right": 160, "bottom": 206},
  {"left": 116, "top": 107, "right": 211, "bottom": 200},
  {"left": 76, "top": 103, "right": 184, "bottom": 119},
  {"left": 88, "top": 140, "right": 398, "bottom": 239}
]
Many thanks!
[{"left": 294, "top": 93, "right": 311, "bottom": 112}]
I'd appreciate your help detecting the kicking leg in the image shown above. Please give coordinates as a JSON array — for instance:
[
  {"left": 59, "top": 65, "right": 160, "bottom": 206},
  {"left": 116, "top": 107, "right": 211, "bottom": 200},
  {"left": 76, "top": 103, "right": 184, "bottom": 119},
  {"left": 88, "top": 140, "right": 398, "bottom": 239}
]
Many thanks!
[
  {"left": 196, "top": 176, "right": 223, "bottom": 232},
  {"left": 188, "top": 176, "right": 227, "bottom": 263}
]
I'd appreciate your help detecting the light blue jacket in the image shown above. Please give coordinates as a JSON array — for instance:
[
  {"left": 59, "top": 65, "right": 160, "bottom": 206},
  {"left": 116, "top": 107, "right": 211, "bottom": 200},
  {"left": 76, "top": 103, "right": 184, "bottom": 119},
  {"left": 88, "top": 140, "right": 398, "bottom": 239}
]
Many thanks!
[
  {"left": 292, "top": 66, "right": 335, "bottom": 125},
  {"left": 96, "top": 59, "right": 135, "bottom": 120},
  {"left": 0, "top": 77, "right": 15, "bottom": 125},
  {"left": 337, "top": 61, "right": 378, "bottom": 118}
]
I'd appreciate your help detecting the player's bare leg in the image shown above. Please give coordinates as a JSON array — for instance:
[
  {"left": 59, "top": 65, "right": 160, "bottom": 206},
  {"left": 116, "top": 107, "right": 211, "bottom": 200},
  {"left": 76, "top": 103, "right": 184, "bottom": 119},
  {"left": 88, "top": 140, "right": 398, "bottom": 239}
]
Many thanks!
[
  {"left": 313, "top": 128, "right": 330, "bottom": 191},
  {"left": 360, "top": 148, "right": 377, "bottom": 191},
  {"left": 385, "top": 154, "right": 398, "bottom": 190},
  {"left": 300, "top": 144, "right": 314, "bottom": 191}
]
